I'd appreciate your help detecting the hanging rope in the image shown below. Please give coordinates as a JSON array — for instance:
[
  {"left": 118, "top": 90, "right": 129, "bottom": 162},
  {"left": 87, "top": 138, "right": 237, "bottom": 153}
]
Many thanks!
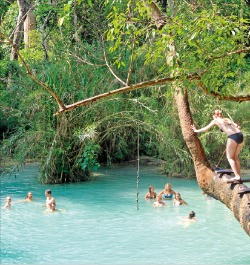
[
  {"left": 215, "top": 148, "right": 226, "bottom": 168},
  {"left": 136, "top": 97, "right": 140, "bottom": 211}
]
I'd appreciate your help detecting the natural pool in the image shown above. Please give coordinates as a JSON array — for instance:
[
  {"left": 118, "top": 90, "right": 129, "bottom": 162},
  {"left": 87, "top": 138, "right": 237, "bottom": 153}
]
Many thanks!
[{"left": 1, "top": 164, "right": 249, "bottom": 264}]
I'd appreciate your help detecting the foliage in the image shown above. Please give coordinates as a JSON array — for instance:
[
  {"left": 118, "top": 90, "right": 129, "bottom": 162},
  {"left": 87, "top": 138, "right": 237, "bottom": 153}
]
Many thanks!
[
  {"left": 0, "top": 0, "right": 250, "bottom": 182},
  {"left": 0, "top": 2, "right": 19, "bottom": 37},
  {"left": 77, "top": 142, "right": 100, "bottom": 173}
]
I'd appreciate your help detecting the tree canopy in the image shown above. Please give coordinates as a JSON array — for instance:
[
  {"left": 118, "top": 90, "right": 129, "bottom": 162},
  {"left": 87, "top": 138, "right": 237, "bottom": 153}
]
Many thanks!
[{"left": 0, "top": 0, "right": 249, "bottom": 181}]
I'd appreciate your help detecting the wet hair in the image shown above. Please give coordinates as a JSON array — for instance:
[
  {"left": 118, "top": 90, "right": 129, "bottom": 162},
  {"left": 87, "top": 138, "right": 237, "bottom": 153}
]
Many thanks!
[
  {"left": 149, "top": 186, "right": 154, "bottom": 192},
  {"left": 189, "top": 211, "right": 195, "bottom": 219},
  {"left": 175, "top": 192, "right": 181, "bottom": 198},
  {"left": 45, "top": 189, "right": 51, "bottom": 195},
  {"left": 26, "top": 192, "right": 32, "bottom": 198}
]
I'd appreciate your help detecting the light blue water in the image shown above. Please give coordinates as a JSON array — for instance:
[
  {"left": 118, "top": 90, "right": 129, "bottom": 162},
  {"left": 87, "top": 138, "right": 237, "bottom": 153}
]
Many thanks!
[{"left": 0, "top": 164, "right": 249, "bottom": 264}]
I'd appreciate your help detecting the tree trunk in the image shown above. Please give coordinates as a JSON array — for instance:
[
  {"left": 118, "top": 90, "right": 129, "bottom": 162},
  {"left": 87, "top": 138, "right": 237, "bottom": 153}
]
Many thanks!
[
  {"left": 10, "top": 0, "right": 31, "bottom": 60},
  {"left": 174, "top": 85, "right": 250, "bottom": 236},
  {"left": 144, "top": 0, "right": 250, "bottom": 237},
  {"left": 24, "top": 3, "right": 36, "bottom": 49}
]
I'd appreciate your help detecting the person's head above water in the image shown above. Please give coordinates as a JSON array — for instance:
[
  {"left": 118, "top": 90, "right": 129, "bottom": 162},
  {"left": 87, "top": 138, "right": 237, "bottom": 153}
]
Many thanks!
[
  {"left": 45, "top": 189, "right": 51, "bottom": 195},
  {"left": 189, "top": 211, "right": 195, "bottom": 219},
  {"left": 26, "top": 192, "right": 33, "bottom": 200},
  {"left": 165, "top": 183, "right": 172, "bottom": 190},
  {"left": 149, "top": 186, "right": 155, "bottom": 192}
]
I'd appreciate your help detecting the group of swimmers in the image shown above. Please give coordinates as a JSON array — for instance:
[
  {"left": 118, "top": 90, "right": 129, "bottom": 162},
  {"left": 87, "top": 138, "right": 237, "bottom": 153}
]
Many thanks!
[
  {"left": 3, "top": 185, "right": 196, "bottom": 223},
  {"left": 145, "top": 183, "right": 187, "bottom": 206},
  {"left": 2, "top": 189, "right": 56, "bottom": 212},
  {"left": 145, "top": 183, "right": 196, "bottom": 222}
]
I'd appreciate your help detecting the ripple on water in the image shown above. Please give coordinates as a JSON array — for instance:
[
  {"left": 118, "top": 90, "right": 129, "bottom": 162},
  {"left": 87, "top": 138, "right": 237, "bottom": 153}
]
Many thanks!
[{"left": 1, "top": 165, "right": 250, "bottom": 264}]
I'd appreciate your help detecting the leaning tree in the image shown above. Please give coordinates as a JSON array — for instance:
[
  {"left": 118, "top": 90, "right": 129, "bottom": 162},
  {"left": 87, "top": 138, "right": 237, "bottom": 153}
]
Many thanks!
[{"left": 1, "top": 0, "right": 250, "bottom": 235}]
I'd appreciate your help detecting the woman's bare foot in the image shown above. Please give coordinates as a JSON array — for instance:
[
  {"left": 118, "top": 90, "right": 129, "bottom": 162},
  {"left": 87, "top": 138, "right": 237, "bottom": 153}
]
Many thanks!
[{"left": 229, "top": 176, "right": 241, "bottom": 181}]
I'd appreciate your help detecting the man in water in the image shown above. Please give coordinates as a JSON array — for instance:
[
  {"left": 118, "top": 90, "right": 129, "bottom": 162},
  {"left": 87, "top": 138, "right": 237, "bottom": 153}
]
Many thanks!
[
  {"left": 3, "top": 196, "right": 11, "bottom": 208},
  {"left": 45, "top": 189, "right": 56, "bottom": 209},
  {"left": 25, "top": 192, "right": 33, "bottom": 202}
]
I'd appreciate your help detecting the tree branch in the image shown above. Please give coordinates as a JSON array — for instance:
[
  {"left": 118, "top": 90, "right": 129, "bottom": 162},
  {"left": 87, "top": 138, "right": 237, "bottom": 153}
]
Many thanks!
[
  {"left": 0, "top": 33, "right": 66, "bottom": 111},
  {"left": 70, "top": 52, "right": 106, "bottom": 67},
  {"left": 208, "top": 47, "right": 250, "bottom": 60},
  {"left": 9, "top": 3, "right": 35, "bottom": 40},
  {"left": 197, "top": 80, "right": 250, "bottom": 102},
  {"left": 102, "top": 37, "right": 127, "bottom": 86},
  {"left": 53, "top": 74, "right": 201, "bottom": 115},
  {"left": 126, "top": 37, "right": 135, "bottom": 85}
]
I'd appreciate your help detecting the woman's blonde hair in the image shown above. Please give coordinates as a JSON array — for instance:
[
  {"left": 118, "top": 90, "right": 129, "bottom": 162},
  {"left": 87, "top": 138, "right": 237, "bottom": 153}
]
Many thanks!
[
  {"left": 213, "top": 110, "right": 232, "bottom": 124},
  {"left": 165, "top": 183, "right": 172, "bottom": 189},
  {"left": 213, "top": 110, "right": 222, "bottom": 116}
]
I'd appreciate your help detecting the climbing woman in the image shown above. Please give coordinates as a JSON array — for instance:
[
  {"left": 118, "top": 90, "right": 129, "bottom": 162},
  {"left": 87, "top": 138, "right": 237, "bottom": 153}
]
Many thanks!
[{"left": 191, "top": 110, "right": 244, "bottom": 181}]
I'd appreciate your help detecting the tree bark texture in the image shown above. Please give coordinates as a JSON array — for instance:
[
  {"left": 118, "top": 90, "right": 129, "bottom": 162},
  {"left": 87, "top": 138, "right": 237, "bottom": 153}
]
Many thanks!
[
  {"left": 24, "top": 3, "right": 36, "bottom": 49},
  {"left": 174, "top": 85, "right": 250, "bottom": 236},
  {"left": 10, "top": 0, "right": 32, "bottom": 60}
]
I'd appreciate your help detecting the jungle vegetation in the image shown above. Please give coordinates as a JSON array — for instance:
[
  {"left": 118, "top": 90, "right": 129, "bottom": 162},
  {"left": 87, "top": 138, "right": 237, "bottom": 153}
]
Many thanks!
[{"left": 0, "top": 0, "right": 250, "bottom": 184}]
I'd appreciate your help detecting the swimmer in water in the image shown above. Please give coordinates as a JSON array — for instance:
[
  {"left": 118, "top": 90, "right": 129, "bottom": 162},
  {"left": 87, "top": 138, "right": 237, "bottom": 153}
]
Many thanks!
[
  {"left": 45, "top": 189, "right": 56, "bottom": 209},
  {"left": 145, "top": 185, "right": 157, "bottom": 199},
  {"left": 25, "top": 192, "right": 33, "bottom": 202},
  {"left": 181, "top": 211, "right": 197, "bottom": 225},
  {"left": 3, "top": 196, "right": 11, "bottom": 209},
  {"left": 153, "top": 196, "right": 166, "bottom": 207},
  {"left": 158, "top": 183, "right": 176, "bottom": 200},
  {"left": 173, "top": 193, "right": 187, "bottom": 206}
]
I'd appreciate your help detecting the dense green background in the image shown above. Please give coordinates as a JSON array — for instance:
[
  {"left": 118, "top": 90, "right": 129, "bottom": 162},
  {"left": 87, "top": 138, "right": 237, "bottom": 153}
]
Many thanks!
[{"left": 0, "top": 0, "right": 249, "bottom": 183}]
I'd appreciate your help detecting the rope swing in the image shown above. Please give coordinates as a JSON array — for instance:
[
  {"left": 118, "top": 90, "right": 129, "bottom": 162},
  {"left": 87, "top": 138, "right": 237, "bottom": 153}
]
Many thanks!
[
  {"left": 136, "top": 97, "right": 140, "bottom": 211},
  {"left": 215, "top": 148, "right": 226, "bottom": 169}
]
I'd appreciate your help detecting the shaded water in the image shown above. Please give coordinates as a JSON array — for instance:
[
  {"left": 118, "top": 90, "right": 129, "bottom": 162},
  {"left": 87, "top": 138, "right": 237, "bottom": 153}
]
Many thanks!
[{"left": 0, "top": 164, "right": 249, "bottom": 264}]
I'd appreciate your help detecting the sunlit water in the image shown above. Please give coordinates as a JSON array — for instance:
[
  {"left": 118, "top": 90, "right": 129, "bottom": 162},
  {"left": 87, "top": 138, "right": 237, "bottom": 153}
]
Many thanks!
[{"left": 0, "top": 164, "right": 249, "bottom": 264}]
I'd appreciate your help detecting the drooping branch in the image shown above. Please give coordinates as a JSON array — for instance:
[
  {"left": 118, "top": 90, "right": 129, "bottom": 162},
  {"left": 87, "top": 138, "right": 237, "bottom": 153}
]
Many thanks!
[
  {"left": 0, "top": 33, "right": 66, "bottom": 111},
  {"left": 102, "top": 38, "right": 127, "bottom": 86},
  {"left": 208, "top": 47, "right": 250, "bottom": 60},
  {"left": 1, "top": 0, "right": 250, "bottom": 115},
  {"left": 126, "top": 36, "right": 136, "bottom": 86},
  {"left": 2, "top": 29, "right": 249, "bottom": 114},
  {"left": 53, "top": 74, "right": 201, "bottom": 115},
  {"left": 70, "top": 52, "right": 106, "bottom": 67},
  {"left": 197, "top": 81, "right": 250, "bottom": 102}
]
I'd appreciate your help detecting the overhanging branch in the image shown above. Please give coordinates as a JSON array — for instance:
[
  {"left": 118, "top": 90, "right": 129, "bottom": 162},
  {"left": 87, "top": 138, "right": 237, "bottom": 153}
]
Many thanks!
[
  {"left": 0, "top": 32, "right": 66, "bottom": 111},
  {"left": 208, "top": 47, "right": 250, "bottom": 60},
  {"left": 53, "top": 74, "right": 201, "bottom": 115},
  {"left": 197, "top": 81, "right": 250, "bottom": 102}
]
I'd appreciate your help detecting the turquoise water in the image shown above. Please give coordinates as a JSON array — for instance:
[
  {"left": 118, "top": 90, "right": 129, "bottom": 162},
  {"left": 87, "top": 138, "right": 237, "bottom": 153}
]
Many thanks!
[{"left": 1, "top": 164, "right": 249, "bottom": 264}]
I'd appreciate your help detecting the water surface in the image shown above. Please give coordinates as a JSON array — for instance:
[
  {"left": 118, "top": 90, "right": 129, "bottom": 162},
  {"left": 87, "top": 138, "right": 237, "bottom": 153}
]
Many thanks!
[{"left": 1, "top": 164, "right": 249, "bottom": 264}]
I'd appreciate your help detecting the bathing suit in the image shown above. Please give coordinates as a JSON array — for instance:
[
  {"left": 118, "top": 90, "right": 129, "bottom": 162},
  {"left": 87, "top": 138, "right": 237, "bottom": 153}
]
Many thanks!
[
  {"left": 147, "top": 193, "right": 156, "bottom": 199},
  {"left": 163, "top": 193, "right": 173, "bottom": 199},
  {"left": 228, "top": 132, "right": 243, "bottom": 144}
]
